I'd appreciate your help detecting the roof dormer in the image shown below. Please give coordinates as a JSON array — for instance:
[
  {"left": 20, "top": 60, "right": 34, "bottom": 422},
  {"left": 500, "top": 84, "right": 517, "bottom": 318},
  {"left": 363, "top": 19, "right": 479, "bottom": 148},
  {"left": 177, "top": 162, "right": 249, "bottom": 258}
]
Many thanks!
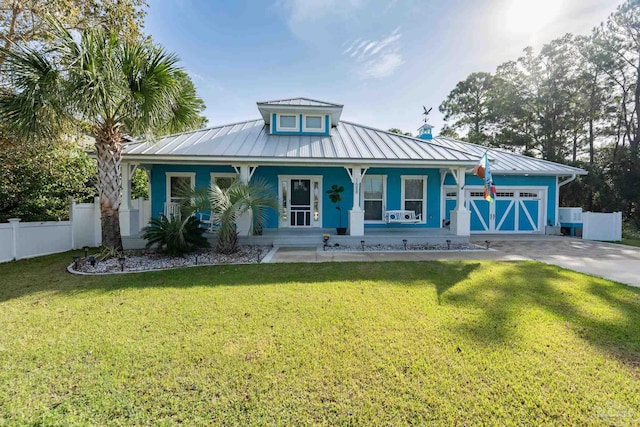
[{"left": 257, "top": 97, "right": 343, "bottom": 136}]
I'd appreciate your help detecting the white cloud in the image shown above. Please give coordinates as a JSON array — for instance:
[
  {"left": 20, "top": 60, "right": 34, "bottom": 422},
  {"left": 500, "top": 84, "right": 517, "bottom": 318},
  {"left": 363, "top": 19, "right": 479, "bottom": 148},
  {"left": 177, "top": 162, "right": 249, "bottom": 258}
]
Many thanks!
[{"left": 343, "top": 27, "right": 404, "bottom": 79}]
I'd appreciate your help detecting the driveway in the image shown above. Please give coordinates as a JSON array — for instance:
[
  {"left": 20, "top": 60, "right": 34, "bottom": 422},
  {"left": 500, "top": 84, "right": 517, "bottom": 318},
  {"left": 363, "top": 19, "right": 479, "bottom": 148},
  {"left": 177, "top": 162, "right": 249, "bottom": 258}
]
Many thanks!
[
  {"left": 479, "top": 237, "right": 640, "bottom": 288},
  {"left": 269, "top": 236, "right": 640, "bottom": 288}
]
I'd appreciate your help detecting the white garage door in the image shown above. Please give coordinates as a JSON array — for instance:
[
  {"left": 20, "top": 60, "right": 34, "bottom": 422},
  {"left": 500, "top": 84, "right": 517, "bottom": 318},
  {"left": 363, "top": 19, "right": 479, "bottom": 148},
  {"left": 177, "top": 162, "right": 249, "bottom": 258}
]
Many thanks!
[{"left": 444, "top": 186, "right": 546, "bottom": 234}]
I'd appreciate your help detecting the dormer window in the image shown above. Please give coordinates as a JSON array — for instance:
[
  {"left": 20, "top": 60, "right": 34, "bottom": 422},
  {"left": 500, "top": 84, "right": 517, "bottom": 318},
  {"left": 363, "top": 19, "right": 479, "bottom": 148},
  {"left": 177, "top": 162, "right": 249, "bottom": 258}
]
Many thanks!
[
  {"left": 279, "top": 115, "right": 299, "bottom": 131},
  {"left": 303, "top": 115, "right": 325, "bottom": 132}
]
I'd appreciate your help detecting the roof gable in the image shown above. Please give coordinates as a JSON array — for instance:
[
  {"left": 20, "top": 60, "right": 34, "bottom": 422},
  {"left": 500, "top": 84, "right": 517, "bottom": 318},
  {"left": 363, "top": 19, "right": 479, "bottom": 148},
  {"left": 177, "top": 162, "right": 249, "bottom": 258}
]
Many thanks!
[{"left": 256, "top": 97, "right": 343, "bottom": 107}]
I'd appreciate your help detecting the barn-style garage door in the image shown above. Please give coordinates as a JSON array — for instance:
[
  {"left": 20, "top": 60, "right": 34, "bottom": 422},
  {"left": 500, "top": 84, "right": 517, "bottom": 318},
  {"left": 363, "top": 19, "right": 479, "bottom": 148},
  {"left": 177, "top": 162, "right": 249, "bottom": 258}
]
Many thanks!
[{"left": 444, "top": 187, "right": 546, "bottom": 234}]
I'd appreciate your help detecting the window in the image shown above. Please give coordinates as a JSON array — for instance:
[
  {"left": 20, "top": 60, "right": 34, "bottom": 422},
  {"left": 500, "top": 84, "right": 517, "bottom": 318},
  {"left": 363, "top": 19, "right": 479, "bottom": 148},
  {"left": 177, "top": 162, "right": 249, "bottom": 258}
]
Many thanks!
[
  {"left": 362, "top": 175, "right": 386, "bottom": 221},
  {"left": 305, "top": 116, "right": 322, "bottom": 129},
  {"left": 166, "top": 172, "right": 195, "bottom": 205},
  {"left": 402, "top": 176, "right": 426, "bottom": 221},
  {"left": 279, "top": 115, "right": 297, "bottom": 129},
  {"left": 210, "top": 173, "right": 237, "bottom": 190}
]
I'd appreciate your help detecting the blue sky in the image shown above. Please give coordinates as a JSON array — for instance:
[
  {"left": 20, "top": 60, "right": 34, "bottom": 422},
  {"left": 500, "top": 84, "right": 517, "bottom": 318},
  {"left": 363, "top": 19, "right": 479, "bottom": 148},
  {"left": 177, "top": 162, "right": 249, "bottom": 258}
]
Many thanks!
[{"left": 146, "top": 0, "right": 616, "bottom": 135}]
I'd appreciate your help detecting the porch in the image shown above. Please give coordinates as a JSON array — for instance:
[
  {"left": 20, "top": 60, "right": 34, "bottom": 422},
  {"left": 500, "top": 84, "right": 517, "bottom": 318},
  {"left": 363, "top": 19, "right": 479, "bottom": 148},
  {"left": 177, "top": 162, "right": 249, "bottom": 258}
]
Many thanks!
[{"left": 122, "top": 227, "right": 465, "bottom": 250}]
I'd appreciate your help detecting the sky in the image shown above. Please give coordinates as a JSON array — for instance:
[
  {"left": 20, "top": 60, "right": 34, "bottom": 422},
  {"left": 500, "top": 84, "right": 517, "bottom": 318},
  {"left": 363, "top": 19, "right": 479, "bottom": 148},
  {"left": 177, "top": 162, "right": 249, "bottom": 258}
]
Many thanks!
[{"left": 146, "top": 0, "right": 618, "bottom": 135}]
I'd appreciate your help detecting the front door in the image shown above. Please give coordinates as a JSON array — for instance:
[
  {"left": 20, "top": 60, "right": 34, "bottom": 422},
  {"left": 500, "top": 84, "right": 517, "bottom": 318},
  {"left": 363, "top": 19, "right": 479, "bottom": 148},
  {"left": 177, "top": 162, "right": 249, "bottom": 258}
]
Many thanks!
[{"left": 290, "top": 179, "right": 312, "bottom": 227}]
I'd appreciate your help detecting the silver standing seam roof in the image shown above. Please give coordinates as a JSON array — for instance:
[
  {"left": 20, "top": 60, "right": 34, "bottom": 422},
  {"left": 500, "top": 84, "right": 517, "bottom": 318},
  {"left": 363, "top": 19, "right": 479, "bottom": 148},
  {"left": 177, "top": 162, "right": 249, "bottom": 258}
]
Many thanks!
[
  {"left": 433, "top": 137, "right": 587, "bottom": 175},
  {"left": 123, "top": 119, "right": 479, "bottom": 166},
  {"left": 256, "top": 97, "right": 343, "bottom": 108},
  {"left": 123, "top": 119, "right": 587, "bottom": 175}
]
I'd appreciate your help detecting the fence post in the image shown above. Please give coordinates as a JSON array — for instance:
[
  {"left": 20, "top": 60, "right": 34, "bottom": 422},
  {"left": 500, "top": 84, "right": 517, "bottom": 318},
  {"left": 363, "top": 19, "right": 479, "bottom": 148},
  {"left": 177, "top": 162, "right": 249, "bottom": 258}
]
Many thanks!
[
  {"left": 70, "top": 199, "right": 76, "bottom": 249},
  {"left": 94, "top": 196, "right": 102, "bottom": 247},
  {"left": 8, "top": 218, "right": 21, "bottom": 261}
]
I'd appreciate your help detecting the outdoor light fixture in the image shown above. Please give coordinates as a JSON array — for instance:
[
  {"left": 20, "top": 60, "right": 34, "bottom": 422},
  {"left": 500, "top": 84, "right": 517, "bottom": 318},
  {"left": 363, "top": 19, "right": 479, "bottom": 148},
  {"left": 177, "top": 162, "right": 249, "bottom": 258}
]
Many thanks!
[
  {"left": 257, "top": 248, "right": 263, "bottom": 264},
  {"left": 195, "top": 255, "right": 198, "bottom": 265},
  {"left": 118, "top": 256, "right": 126, "bottom": 272},
  {"left": 403, "top": 239, "right": 408, "bottom": 250},
  {"left": 83, "top": 246, "right": 90, "bottom": 258},
  {"left": 73, "top": 256, "right": 80, "bottom": 269},
  {"left": 88, "top": 256, "right": 96, "bottom": 267},
  {"left": 361, "top": 240, "right": 365, "bottom": 251},
  {"left": 446, "top": 239, "right": 451, "bottom": 250},
  {"left": 485, "top": 240, "right": 491, "bottom": 250}
]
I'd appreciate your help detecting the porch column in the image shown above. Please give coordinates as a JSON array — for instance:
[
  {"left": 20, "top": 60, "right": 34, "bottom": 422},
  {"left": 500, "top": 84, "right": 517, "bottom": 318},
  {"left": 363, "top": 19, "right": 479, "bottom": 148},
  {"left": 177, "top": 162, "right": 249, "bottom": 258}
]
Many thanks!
[
  {"left": 119, "top": 162, "right": 133, "bottom": 236},
  {"left": 234, "top": 164, "right": 256, "bottom": 236},
  {"left": 450, "top": 167, "right": 470, "bottom": 236},
  {"left": 345, "top": 165, "right": 367, "bottom": 236}
]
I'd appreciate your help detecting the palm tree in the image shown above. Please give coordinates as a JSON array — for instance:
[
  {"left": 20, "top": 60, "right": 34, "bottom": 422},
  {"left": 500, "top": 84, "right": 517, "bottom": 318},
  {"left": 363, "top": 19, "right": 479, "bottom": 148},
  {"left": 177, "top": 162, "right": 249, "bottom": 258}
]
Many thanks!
[
  {"left": 190, "top": 178, "right": 278, "bottom": 254},
  {"left": 0, "top": 20, "right": 204, "bottom": 250}
]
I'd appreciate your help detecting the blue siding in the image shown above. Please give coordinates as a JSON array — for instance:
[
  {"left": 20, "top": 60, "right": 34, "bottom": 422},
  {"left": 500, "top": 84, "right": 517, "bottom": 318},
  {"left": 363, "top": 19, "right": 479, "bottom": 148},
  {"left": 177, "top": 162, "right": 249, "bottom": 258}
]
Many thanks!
[
  {"left": 363, "top": 168, "right": 441, "bottom": 229},
  {"left": 149, "top": 164, "right": 236, "bottom": 219},
  {"left": 444, "top": 174, "right": 558, "bottom": 225},
  {"left": 149, "top": 164, "right": 445, "bottom": 229}
]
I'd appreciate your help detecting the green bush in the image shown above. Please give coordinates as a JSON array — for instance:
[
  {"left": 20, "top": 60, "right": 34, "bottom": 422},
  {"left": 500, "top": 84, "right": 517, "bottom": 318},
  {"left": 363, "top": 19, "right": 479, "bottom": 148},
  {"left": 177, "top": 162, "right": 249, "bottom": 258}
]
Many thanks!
[{"left": 142, "top": 215, "right": 209, "bottom": 256}]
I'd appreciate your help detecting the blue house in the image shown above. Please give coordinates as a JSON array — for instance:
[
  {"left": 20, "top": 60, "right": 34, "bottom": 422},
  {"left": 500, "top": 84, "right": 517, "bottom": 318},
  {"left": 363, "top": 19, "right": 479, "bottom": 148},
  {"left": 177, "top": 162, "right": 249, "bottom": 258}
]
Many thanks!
[{"left": 119, "top": 98, "right": 586, "bottom": 244}]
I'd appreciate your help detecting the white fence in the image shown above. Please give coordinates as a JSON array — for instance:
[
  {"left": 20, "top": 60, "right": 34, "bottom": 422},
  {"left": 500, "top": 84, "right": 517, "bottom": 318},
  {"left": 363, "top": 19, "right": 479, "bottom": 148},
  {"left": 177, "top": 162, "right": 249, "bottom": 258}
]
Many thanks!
[
  {"left": 0, "top": 198, "right": 151, "bottom": 263},
  {"left": 582, "top": 211, "right": 622, "bottom": 241}
]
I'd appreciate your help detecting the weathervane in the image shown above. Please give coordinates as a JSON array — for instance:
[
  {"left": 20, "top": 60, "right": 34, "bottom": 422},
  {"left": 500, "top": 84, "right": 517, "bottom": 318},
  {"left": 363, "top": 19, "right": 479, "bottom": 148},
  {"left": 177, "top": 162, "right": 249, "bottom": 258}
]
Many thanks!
[{"left": 422, "top": 106, "right": 432, "bottom": 123}]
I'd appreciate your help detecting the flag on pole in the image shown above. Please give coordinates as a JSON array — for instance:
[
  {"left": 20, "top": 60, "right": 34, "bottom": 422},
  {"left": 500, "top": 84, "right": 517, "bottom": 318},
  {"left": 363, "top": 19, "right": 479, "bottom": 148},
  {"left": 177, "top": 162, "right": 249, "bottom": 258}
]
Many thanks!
[{"left": 472, "top": 151, "right": 496, "bottom": 202}]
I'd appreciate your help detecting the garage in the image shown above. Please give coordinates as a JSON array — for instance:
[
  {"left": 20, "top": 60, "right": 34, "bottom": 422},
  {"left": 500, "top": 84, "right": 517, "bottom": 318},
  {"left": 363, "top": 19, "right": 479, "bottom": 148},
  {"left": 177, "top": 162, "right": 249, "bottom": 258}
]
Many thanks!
[{"left": 444, "top": 186, "right": 546, "bottom": 234}]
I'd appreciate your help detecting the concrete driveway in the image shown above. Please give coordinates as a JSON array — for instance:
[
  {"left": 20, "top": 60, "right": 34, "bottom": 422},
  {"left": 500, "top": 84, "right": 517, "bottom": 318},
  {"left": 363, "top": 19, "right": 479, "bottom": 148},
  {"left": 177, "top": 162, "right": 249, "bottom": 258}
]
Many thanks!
[
  {"left": 269, "top": 236, "right": 640, "bottom": 288},
  {"left": 478, "top": 237, "right": 640, "bottom": 288}
]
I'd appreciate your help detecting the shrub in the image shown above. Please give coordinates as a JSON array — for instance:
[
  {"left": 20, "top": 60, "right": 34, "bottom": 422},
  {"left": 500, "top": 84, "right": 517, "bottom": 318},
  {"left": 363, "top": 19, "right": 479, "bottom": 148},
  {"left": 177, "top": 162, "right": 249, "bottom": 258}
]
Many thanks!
[{"left": 142, "top": 215, "right": 209, "bottom": 256}]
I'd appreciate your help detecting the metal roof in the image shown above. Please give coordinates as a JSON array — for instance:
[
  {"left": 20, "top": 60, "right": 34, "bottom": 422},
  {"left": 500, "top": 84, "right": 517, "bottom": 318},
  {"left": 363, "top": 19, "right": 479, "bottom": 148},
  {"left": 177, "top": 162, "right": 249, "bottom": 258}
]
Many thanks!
[
  {"left": 123, "top": 119, "right": 478, "bottom": 166},
  {"left": 433, "top": 137, "right": 587, "bottom": 176},
  {"left": 256, "top": 97, "right": 343, "bottom": 107}
]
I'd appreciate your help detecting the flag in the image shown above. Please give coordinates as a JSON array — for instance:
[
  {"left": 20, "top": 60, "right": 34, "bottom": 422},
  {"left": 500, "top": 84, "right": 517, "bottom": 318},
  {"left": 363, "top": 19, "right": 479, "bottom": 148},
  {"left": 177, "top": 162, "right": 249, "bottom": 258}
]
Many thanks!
[{"left": 473, "top": 151, "right": 496, "bottom": 202}]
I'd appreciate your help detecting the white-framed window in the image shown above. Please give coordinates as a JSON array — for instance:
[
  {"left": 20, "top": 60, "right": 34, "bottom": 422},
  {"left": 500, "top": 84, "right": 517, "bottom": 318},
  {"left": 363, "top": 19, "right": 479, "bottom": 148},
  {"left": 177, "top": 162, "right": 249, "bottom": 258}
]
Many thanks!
[
  {"left": 278, "top": 114, "right": 299, "bottom": 131},
  {"left": 401, "top": 175, "right": 427, "bottom": 222},
  {"left": 361, "top": 175, "right": 387, "bottom": 222},
  {"left": 210, "top": 172, "right": 237, "bottom": 190},
  {"left": 303, "top": 115, "right": 325, "bottom": 132},
  {"left": 166, "top": 172, "right": 195, "bottom": 204}
]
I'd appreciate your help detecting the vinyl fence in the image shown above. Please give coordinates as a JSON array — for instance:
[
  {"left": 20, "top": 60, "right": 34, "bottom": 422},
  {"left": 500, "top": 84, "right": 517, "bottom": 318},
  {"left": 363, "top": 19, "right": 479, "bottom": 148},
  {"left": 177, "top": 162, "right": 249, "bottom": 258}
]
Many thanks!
[
  {"left": 582, "top": 211, "right": 622, "bottom": 241},
  {"left": 0, "top": 198, "right": 150, "bottom": 263}
]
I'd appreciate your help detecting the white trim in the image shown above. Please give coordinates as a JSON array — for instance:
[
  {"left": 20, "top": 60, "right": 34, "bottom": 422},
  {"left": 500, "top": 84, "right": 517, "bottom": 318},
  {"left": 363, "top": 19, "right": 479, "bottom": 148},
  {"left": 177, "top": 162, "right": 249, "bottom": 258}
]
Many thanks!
[
  {"left": 400, "top": 175, "right": 427, "bottom": 224},
  {"left": 302, "top": 114, "right": 326, "bottom": 133},
  {"left": 209, "top": 172, "right": 237, "bottom": 188},
  {"left": 277, "top": 175, "right": 323, "bottom": 228},
  {"left": 278, "top": 114, "right": 300, "bottom": 132},
  {"left": 166, "top": 172, "right": 195, "bottom": 204},
  {"left": 361, "top": 174, "right": 387, "bottom": 223},
  {"left": 122, "top": 155, "right": 478, "bottom": 168}
]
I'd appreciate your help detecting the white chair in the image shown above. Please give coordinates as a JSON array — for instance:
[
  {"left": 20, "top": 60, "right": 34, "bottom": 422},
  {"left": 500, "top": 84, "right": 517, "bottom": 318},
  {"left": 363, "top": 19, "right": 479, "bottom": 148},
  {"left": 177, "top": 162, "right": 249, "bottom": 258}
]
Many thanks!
[
  {"left": 385, "top": 210, "right": 422, "bottom": 224},
  {"left": 196, "top": 211, "right": 217, "bottom": 232}
]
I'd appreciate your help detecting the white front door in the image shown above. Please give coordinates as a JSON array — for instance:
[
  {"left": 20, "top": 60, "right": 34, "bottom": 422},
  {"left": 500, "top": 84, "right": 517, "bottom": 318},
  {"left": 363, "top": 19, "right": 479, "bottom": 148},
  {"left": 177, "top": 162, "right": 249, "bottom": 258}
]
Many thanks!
[{"left": 278, "top": 175, "right": 323, "bottom": 228}]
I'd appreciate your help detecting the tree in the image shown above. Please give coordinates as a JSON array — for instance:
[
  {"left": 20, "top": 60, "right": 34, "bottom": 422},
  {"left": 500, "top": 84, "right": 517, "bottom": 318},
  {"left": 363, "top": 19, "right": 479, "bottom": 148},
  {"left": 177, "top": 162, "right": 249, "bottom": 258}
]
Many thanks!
[
  {"left": 188, "top": 179, "right": 278, "bottom": 254},
  {"left": 439, "top": 72, "right": 496, "bottom": 145},
  {"left": 0, "top": 0, "right": 148, "bottom": 60},
  {"left": 0, "top": 21, "right": 205, "bottom": 250},
  {"left": 0, "top": 138, "right": 96, "bottom": 221}
]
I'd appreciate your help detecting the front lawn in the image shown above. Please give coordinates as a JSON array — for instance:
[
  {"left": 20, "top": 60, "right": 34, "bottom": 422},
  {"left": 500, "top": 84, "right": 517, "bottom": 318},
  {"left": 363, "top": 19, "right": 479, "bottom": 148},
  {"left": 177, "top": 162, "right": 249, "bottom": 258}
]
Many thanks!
[{"left": 1, "top": 253, "right": 639, "bottom": 425}]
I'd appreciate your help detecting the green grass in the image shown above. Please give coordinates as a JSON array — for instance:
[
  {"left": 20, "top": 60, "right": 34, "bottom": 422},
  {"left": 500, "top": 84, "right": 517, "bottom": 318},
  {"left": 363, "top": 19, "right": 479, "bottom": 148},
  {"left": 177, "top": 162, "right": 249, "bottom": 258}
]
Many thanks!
[
  {"left": 1, "top": 253, "right": 639, "bottom": 426},
  {"left": 621, "top": 238, "right": 640, "bottom": 248}
]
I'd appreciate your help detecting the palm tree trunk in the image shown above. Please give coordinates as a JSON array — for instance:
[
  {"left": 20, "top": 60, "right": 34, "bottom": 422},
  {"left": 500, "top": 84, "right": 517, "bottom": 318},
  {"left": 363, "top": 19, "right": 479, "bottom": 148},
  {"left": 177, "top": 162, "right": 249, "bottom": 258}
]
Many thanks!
[{"left": 95, "top": 126, "right": 124, "bottom": 250}]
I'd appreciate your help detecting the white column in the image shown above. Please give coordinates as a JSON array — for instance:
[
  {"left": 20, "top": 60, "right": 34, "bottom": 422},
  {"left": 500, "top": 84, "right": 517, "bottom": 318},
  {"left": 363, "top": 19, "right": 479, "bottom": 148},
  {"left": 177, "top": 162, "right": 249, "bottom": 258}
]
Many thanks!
[
  {"left": 8, "top": 218, "right": 20, "bottom": 261},
  {"left": 450, "top": 167, "right": 470, "bottom": 236},
  {"left": 346, "top": 165, "right": 366, "bottom": 236},
  {"left": 235, "top": 164, "right": 254, "bottom": 236},
  {"left": 119, "top": 162, "right": 132, "bottom": 236}
]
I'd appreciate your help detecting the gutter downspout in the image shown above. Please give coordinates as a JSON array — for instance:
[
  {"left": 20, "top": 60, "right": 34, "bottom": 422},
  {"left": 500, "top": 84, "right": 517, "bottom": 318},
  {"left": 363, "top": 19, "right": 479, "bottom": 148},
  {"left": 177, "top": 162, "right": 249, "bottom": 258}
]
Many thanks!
[{"left": 556, "top": 174, "right": 577, "bottom": 226}]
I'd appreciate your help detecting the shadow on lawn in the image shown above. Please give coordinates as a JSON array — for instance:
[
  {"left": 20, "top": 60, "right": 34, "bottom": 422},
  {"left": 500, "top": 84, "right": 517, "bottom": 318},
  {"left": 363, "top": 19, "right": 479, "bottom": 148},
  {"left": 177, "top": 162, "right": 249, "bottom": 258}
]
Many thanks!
[
  {"left": 2, "top": 252, "right": 639, "bottom": 367},
  {"left": 0, "top": 250, "right": 478, "bottom": 304},
  {"left": 441, "top": 260, "right": 640, "bottom": 368}
]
